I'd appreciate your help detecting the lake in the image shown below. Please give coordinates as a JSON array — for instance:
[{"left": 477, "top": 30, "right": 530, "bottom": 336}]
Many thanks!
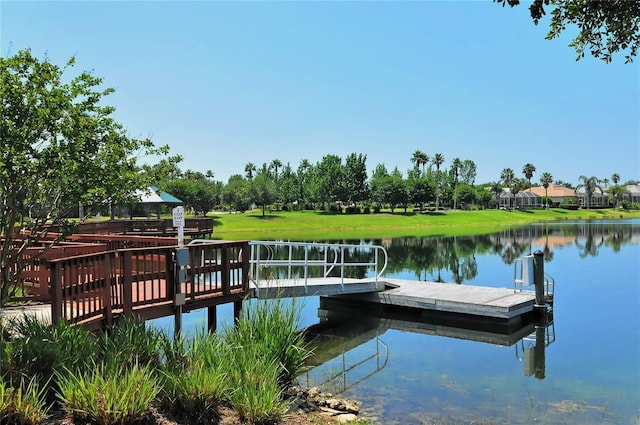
[{"left": 153, "top": 219, "right": 640, "bottom": 424}]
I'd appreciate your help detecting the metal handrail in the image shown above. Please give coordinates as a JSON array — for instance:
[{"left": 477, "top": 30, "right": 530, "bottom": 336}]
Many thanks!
[{"left": 248, "top": 241, "right": 388, "bottom": 293}]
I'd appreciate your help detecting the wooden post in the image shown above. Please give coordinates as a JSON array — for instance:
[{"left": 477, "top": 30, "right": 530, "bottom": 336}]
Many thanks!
[
  {"left": 234, "top": 300, "right": 243, "bottom": 323},
  {"left": 534, "top": 326, "right": 546, "bottom": 379},
  {"left": 221, "top": 247, "right": 230, "bottom": 296},
  {"left": 46, "top": 260, "right": 63, "bottom": 323},
  {"left": 103, "top": 253, "right": 113, "bottom": 328},
  {"left": 533, "top": 250, "right": 545, "bottom": 307},
  {"left": 207, "top": 306, "right": 217, "bottom": 333},
  {"left": 122, "top": 251, "right": 133, "bottom": 316}
]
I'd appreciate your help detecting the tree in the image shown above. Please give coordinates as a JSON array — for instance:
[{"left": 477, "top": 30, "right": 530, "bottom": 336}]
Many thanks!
[
  {"left": 490, "top": 182, "right": 503, "bottom": 209},
  {"left": 522, "top": 163, "right": 536, "bottom": 191},
  {"left": 164, "top": 171, "right": 219, "bottom": 216},
  {"left": 509, "top": 178, "right": 525, "bottom": 209},
  {"left": 222, "top": 175, "right": 251, "bottom": 212},
  {"left": 432, "top": 153, "right": 445, "bottom": 210},
  {"left": 343, "top": 153, "right": 370, "bottom": 206},
  {"left": 451, "top": 158, "right": 463, "bottom": 210},
  {"left": 0, "top": 50, "right": 172, "bottom": 306},
  {"left": 540, "top": 172, "right": 554, "bottom": 208},
  {"left": 576, "top": 175, "right": 602, "bottom": 209},
  {"left": 314, "top": 155, "right": 344, "bottom": 209},
  {"left": 459, "top": 160, "right": 477, "bottom": 186},
  {"left": 296, "top": 159, "right": 312, "bottom": 209},
  {"left": 612, "top": 173, "right": 620, "bottom": 184},
  {"left": 248, "top": 172, "right": 276, "bottom": 217},
  {"left": 244, "top": 163, "right": 256, "bottom": 180},
  {"left": 500, "top": 168, "right": 515, "bottom": 209},
  {"left": 496, "top": 0, "right": 640, "bottom": 63},
  {"left": 410, "top": 150, "right": 429, "bottom": 177}
]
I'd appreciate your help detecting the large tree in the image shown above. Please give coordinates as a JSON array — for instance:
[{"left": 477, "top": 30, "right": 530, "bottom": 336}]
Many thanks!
[
  {"left": 0, "top": 50, "right": 171, "bottom": 306},
  {"left": 432, "top": 153, "right": 445, "bottom": 210},
  {"left": 522, "top": 163, "right": 536, "bottom": 191},
  {"left": 343, "top": 153, "right": 370, "bottom": 206},
  {"left": 410, "top": 150, "right": 429, "bottom": 177},
  {"left": 540, "top": 172, "right": 554, "bottom": 208},
  {"left": 576, "top": 175, "right": 602, "bottom": 209},
  {"left": 496, "top": 0, "right": 640, "bottom": 63},
  {"left": 451, "top": 157, "right": 463, "bottom": 210},
  {"left": 500, "top": 168, "right": 515, "bottom": 209}
]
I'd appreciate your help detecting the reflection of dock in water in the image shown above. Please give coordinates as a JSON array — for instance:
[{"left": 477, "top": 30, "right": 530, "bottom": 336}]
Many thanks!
[{"left": 303, "top": 299, "right": 554, "bottom": 392}]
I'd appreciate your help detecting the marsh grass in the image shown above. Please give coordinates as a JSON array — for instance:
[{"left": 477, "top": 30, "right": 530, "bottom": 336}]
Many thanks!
[
  {"left": 55, "top": 363, "right": 159, "bottom": 425},
  {"left": 0, "top": 377, "right": 50, "bottom": 425}
]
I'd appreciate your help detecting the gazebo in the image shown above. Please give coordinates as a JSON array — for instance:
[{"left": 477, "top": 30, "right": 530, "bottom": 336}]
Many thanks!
[{"left": 134, "top": 185, "right": 183, "bottom": 218}]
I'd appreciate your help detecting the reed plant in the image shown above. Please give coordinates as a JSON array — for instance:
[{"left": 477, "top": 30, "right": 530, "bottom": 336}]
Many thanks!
[
  {"left": 225, "top": 298, "right": 313, "bottom": 386},
  {"left": 98, "top": 317, "right": 168, "bottom": 370},
  {"left": 2, "top": 317, "right": 97, "bottom": 399},
  {"left": 55, "top": 363, "right": 159, "bottom": 425},
  {"left": 160, "top": 331, "right": 230, "bottom": 424},
  {"left": 225, "top": 345, "right": 289, "bottom": 425},
  {"left": 0, "top": 377, "right": 50, "bottom": 425}
]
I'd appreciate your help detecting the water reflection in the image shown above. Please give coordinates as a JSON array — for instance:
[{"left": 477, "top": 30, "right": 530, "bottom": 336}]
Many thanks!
[{"left": 303, "top": 298, "right": 556, "bottom": 393}]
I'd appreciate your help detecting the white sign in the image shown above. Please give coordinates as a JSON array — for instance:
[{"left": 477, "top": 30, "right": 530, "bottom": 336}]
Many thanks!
[{"left": 172, "top": 206, "right": 185, "bottom": 228}]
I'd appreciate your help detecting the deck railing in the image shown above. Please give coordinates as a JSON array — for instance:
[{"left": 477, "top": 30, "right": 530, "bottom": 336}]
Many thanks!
[
  {"left": 248, "top": 241, "right": 388, "bottom": 292},
  {"left": 45, "top": 241, "right": 249, "bottom": 328}
]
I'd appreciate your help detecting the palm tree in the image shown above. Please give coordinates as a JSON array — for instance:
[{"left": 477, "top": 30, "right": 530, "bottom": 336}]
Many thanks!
[
  {"left": 270, "top": 159, "right": 283, "bottom": 180},
  {"left": 490, "top": 182, "right": 503, "bottom": 209},
  {"left": 451, "top": 157, "right": 462, "bottom": 210},
  {"left": 612, "top": 173, "right": 620, "bottom": 185},
  {"left": 244, "top": 163, "right": 256, "bottom": 180},
  {"left": 432, "top": 153, "right": 445, "bottom": 209},
  {"left": 410, "top": 150, "right": 429, "bottom": 176},
  {"left": 540, "top": 172, "right": 553, "bottom": 208},
  {"left": 576, "top": 175, "right": 602, "bottom": 209},
  {"left": 500, "top": 168, "right": 515, "bottom": 209},
  {"left": 510, "top": 178, "right": 524, "bottom": 209},
  {"left": 522, "top": 163, "right": 536, "bottom": 191}
]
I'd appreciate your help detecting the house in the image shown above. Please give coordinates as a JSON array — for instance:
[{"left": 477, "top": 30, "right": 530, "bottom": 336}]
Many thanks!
[
  {"left": 530, "top": 184, "right": 577, "bottom": 206},
  {"left": 499, "top": 189, "right": 543, "bottom": 209}
]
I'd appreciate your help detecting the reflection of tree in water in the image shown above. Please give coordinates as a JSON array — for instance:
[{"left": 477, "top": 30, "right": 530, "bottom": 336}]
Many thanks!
[{"left": 574, "top": 226, "right": 605, "bottom": 258}]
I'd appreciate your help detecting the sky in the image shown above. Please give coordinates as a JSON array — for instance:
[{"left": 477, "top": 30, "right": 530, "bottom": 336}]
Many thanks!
[{"left": 2, "top": 1, "right": 639, "bottom": 186}]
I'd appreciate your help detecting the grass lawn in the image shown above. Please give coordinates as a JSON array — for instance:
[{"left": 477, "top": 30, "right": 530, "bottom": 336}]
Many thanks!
[{"left": 208, "top": 208, "right": 640, "bottom": 240}]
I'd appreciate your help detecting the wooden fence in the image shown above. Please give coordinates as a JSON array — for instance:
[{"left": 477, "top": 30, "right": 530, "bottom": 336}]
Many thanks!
[{"left": 45, "top": 241, "right": 249, "bottom": 329}]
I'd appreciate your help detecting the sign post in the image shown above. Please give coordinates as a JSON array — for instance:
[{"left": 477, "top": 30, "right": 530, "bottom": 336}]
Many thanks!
[{"left": 172, "top": 206, "right": 185, "bottom": 246}]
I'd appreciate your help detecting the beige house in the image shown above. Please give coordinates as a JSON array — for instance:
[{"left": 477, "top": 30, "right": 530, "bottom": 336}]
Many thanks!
[{"left": 530, "top": 184, "right": 577, "bottom": 205}]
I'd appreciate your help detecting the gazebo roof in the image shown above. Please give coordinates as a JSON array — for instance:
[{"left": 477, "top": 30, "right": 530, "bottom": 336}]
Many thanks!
[{"left": 135, "top": 185, "right": 183, "bottom": 204}]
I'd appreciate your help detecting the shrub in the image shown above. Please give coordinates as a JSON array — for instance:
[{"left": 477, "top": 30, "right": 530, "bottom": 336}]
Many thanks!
[
  {"left": 56, "top": 363, "right": 159, "bottom": 425},
  {"left": 0, "top": 378, "right": 49, "bottom": 425}
]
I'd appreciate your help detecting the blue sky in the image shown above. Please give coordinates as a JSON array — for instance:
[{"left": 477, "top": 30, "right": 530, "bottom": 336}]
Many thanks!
[{"left": 2, "top": 1, "right": 638, "bottom": 186}]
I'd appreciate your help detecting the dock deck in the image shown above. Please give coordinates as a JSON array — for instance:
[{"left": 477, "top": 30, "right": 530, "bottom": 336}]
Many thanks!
[{"left": 323, "top": 278, "right": 537, "bottom": 322}]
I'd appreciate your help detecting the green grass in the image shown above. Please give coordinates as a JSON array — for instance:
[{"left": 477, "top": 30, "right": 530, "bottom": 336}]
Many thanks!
[{"left": 209, "top": 208, "right": 640, "bottom": 240}]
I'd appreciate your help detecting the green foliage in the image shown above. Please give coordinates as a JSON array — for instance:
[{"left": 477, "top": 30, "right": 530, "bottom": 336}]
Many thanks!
[
  {"left": 56, "top": 363, "right": 159, "bottom": 425},
  {"left": 225, "top": 348, "right": 288, "bottom": 425},
  {"left": 225, "top": 299, "right": 312, "bottom": 386},
  {"left": 0, "top": 49, "right": 172, "bottom": 306},
  {"left": 98, "top": 317, "right": 167, "bottom": 371},
  {"left": 160, "top": 332, "right": 229, "bottom": 424},
  {"left": 496, "top": 0, "right": 640, "bottom": 63},
  {"left": 163, "top": 171, "right": 220, "bottom": 216},
  {"left": 0, "top": 378, "right": 49, "bottom": 425},
  {"left": 1, "top": 318, "right": 96, "bottom": 398}
]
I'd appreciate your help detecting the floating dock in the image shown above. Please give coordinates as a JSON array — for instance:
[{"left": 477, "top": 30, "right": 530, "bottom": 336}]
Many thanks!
[{"left": 322, "top": 278, "right": 539, "bottom": 323}]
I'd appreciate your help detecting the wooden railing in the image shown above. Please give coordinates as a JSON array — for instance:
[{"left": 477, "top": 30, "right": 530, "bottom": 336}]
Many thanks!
[
  {"left": 45, "top": 218, "right": 214, "bottom": 238},
  {"left": 45, "top": 241, "right": 249, "bottom": 329}
]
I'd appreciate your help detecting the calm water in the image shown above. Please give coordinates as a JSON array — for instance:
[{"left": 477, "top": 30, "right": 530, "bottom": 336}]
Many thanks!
[{"left": 153, "top": 220, "right": 640, "bottom": 424}]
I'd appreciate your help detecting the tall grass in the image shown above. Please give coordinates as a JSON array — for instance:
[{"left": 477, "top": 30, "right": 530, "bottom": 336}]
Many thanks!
[
  {"left": 98, "top": 317, "right": 168, "bottom": 370},
  {"left": 225, "top": 345, "right": 289, "bottom": 425},
  {"left": 225, "top": 298, "right": 312, "bottom": 386},
  {"left": 0, "top": 378, "right": 49, "bottom": 425},
  {"left": 55, "top": 363, "right": 159, "bottom": 425},
  {"left": 160, "top": 332, "right": 229, "bottom": 424},
  {"left": 1, "top": 317, "right": 96, "bottom": 399}
]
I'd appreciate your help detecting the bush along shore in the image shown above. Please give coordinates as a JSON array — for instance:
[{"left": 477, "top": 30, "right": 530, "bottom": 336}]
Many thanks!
[{"left": 0, "top": 299, "right": 368, "bottom": 425}]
